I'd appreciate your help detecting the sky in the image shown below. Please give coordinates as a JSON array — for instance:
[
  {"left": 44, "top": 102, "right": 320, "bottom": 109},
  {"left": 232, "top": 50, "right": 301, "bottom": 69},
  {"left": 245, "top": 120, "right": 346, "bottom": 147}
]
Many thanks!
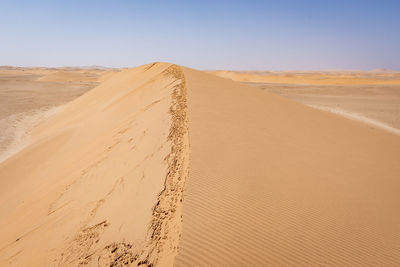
[{"left": 0, "top": 0, "right": 399, "bottom": 70}]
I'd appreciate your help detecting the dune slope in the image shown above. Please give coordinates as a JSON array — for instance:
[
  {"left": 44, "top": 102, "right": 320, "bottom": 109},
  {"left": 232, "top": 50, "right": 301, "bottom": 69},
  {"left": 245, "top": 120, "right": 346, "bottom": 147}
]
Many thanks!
[
  {"left": 1, "top": 63, "right": 400, "bottom": 266},
  {"left": 175, "top": 68, "right": 400, "bottom": 266},
  {"left": 0, "top": 63, "right": 189, "bottom": 266}
]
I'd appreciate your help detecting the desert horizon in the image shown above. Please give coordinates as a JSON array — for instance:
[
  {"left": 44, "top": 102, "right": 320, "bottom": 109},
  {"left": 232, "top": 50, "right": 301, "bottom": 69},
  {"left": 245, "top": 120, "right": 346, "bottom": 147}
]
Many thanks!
[{"left": 1, "top": 1, "right": 400, "bottom": 266}]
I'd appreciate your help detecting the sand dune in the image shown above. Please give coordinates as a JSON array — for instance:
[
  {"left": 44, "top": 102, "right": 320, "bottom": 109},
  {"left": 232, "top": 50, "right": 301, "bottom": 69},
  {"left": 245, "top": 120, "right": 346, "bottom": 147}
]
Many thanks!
[
  {"left": 0, "top": 63, "right": 188, "bottom": 266},
  {"left": 1, "top": 63, "right": 400, "bottom": 266},
  {"left": 175, "top": 67, "right": 400, "bottom": 266}
]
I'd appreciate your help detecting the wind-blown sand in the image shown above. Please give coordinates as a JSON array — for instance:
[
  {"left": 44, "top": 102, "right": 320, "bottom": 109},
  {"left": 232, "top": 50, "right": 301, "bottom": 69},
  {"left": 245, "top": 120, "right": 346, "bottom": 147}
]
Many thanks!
[
  {"left": 0, "top": 63, "right": 189, "bottom": 266},
  {"left": 177, "top": 68, "right": 400, "bottom": 266},
  {"left": 0, "top": 63, "right": 400, "bottom": 266}
]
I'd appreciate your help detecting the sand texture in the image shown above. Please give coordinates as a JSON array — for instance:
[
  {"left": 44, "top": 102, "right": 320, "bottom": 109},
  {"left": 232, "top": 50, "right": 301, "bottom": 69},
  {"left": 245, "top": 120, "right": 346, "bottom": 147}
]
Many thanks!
[
  {"left": 175, "top": 67, "right": 400, "bottom": 266},
  {"left": 0, "top": 63, "right": 189, "bottom": 266},
  {"left": 1, "top": 63, "right": 400, "bottom": 266}
]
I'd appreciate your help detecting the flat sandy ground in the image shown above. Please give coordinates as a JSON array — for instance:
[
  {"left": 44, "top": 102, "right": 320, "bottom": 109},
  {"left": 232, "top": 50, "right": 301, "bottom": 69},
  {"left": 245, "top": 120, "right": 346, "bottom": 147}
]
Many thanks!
[
  {"left": 0, "top": 64, "right": 399, "bottom": 266},
  {"left": 0, "top": 67, "right": 111, "bottom": 119}
]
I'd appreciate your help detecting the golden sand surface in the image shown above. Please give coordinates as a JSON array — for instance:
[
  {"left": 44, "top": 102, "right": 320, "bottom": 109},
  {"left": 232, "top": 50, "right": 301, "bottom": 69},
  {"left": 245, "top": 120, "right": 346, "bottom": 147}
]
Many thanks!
[
  {"left": 176, "top": 67, "right": 400, "bottom": 266},
  {"left": 0, "top": 64, "right": 188, "bottom": 266},
  {"left": 0, "top": 64, "right": 399, "bottom": 266}
]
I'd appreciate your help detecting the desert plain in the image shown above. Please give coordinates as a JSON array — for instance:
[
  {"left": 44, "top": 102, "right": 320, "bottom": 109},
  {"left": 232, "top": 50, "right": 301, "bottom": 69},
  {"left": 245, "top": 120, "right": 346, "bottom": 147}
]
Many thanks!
[{"left": 0, "top": 63, "right": 399, "bottom": 266}]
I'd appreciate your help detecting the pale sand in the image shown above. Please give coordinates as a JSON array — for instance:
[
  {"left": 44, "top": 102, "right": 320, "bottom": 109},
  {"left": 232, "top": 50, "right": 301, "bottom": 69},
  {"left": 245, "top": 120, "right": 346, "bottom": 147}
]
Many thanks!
[
  {"left": 308, "top": 105, "right": 400, "bottom": 136},
  {"left": 245, "top": 82, "right": 400, "bottom": 132},
  {"left": 209, "top": 70, "right": 400, "bottom": 85},
  {"left": 0, "top": 67, "right": 110, "bottom": 164},
  {"left": 0, "top": 63, "right": 399, "bottom": 266},
  {"left": 0, "top": 63, "right": 188, "bottom": 266},
  {"left": 175, "top": 67, "right": 400, "bottom": 266},
  {"left": 0, "top": 67, "right": 111, "bottom": 120},
  {"left": 212, "top": 70, "right": 400, "bottom": 133},
  {"left": 0, "top": 107, "right": 60, "bottom": 163}
]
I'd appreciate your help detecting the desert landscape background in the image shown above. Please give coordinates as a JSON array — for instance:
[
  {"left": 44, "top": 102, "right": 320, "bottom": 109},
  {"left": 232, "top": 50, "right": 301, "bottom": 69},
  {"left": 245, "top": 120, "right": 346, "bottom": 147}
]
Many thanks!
[
  {"left": 0, "top": 67, "right": 119, "bottom": 162},
  {"left": 0, "top": 63, "right": 399, "bottom": 266},
  {"left": 1, "top": 1, "right": 400, "bottom": 266},
  {"left": 210, "top": 70, "right": 400, "bottom": 134}
]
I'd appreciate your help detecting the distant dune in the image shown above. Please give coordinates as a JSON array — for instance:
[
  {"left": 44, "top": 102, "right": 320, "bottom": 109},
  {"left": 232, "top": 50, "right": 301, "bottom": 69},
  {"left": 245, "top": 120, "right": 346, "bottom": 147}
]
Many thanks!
[
  {"left": 209, "top": 70, "right": 400, "bottom": 85},
  {"left": 37, "top": 69, "right": 118, "bottom": 83},
  {"left": 1, "top": 63, "right": 400, "bottom": 266}
]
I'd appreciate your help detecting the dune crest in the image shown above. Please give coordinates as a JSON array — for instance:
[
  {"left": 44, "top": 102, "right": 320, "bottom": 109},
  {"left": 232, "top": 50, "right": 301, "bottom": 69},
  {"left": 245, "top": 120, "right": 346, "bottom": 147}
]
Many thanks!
[{"left": 0, "top": 63, "right": 189, "bottom": 266}]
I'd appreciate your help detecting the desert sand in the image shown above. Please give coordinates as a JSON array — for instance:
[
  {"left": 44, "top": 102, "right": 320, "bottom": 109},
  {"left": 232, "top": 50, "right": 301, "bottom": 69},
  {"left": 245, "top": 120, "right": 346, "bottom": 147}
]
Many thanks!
[
  {"left": 0, "top": 63, "right": 400, "bottom": 266},
  {"left": 211, "top": 70, "right": 400, "bottom": 134},
  {"left": 0, "top": 63, "right": 188, "bottom": 266},
  {"left": 0, "top": 67, "right": 114, "bottom": 162},
  {"left": 174, "top": 68, "right": 400, "bottom": 266},
  {"left": 209, "top": 69, "right": 400, "bottom": 85}
]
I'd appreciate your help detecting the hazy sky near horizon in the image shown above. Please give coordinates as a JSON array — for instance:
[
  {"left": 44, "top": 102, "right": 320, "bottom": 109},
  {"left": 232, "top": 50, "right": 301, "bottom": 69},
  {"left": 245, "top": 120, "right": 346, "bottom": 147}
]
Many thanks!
[{"left": 1, "top": 0, "right": 399, "bottom": 70}]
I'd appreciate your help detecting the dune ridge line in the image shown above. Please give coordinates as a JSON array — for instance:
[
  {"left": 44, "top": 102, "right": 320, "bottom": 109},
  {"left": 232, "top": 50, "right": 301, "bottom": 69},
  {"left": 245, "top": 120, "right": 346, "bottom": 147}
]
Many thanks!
[{"left": 137, "top": 64, "right": 190, "bottom": 266}]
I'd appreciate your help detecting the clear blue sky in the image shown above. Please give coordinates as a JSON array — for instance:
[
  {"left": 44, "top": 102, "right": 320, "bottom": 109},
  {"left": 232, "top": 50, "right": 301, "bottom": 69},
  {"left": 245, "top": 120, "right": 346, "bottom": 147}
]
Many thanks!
[{"left": 1, "top": 0, "right": 399, "bottom": 70}]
